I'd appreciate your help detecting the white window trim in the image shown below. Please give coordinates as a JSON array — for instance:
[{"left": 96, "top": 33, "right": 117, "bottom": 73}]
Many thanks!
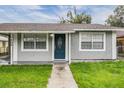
[
  {"left": 21, "top": 33, "right": 49, "bottom": 52},
  {"left": 79, "top": 32, "right": 106, "bottom": 51}
]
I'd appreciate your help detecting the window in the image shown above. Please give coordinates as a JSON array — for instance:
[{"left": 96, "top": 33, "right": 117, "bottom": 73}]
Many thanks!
[
  {"left": 81, "top": 33, "right": 92, "bottom": 49},
  {"left": 79, "top": 32, "right": 105, "bottom": 51},
  {"left": 35, "top": 34, "right": 47, "bottom": 49},
  {"left": 23, "top": 34, "right": 35, "bottom": 49},
  {"left": 22, "top": 33, "right": 48, "bottom": 51},
  {"left": 92, "top": 34, "right": 104, "bottom": 49}
]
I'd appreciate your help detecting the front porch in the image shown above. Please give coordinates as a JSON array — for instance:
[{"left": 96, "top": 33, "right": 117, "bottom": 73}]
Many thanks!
[
  {"left": 0, "top": 34, "right": 10, "bottom": 65},
  {"left": 0, "top": 31, "right": 74, "bottom": 65}
]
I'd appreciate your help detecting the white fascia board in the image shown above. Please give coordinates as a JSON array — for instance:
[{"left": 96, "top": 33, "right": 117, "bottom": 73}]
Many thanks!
[{"left": 0, "top": 29, "right": 124, "bottom": 33}]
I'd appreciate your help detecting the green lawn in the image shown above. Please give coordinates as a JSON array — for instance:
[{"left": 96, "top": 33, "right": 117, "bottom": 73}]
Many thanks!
[
  {"left": 70, "top": 61, "right": 124, "bottom": 88},
  {"left": 0, "top": 65, "right": 52, "bottom": 88}
]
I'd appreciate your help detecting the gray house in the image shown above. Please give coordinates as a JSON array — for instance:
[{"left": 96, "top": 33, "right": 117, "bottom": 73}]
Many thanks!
[{"left": 0, "top": 23, "right": 122, "bottom": 64}]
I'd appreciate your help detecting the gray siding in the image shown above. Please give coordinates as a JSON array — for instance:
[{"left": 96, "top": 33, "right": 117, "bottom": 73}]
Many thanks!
[
  {"left": 12, "top": 31, "right": 113, "bottom": 64},
  {"left": 17, "top": 33, "right": 52, "bottom": 63},
  {"left": 71, "top": 31, "right": 112, "bottom": 60}
]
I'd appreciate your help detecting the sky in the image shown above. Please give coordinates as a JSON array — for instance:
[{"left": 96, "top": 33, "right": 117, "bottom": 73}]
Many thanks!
[{"left": 0, "top": 5, "right": 117, "bottom": 24}]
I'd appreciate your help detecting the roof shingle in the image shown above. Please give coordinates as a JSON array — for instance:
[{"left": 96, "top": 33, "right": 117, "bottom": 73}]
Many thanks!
[{"left": 0, "top": 23, "right": 122, "bottom": 31}]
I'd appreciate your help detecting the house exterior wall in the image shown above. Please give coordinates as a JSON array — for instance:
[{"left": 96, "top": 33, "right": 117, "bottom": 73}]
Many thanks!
[
  {"left": 12, "top": 31, "right": 116, "bottom": 64},
  {"left": 71, "top": 31, "right": 113, "bottom": 61},
  {"left": 15, "top": 33, "right": 52, "bottom": 64}
]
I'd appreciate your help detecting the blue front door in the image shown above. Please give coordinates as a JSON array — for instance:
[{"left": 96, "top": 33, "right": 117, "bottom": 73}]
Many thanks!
[{"left": 54, "top": 34, "right": 65, "bottom": 59}]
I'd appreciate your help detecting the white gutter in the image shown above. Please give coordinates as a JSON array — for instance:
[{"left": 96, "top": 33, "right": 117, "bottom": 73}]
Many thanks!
[
  {"left": 0, "top": 29, "right": 124, "bottom": 33},
  {"left": 74, "top": 29, "right": 124, "bottom": 31}
]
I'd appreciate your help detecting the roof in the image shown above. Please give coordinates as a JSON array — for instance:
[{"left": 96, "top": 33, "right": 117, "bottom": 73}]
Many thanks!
[{"left": 0, "top": 23, "right": 122, "bottom": 32}]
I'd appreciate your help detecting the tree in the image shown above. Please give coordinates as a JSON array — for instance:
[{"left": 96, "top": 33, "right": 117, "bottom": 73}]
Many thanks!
[
  {"left": 106, "top": 5, "right": 124, "bottom": 27},
  {"left": 59, "top": 7, "right": 92, "bottom": 24}
]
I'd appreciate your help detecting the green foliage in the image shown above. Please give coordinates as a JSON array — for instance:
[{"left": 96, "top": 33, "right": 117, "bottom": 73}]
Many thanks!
[
  {"left": 0, "top": 65, "right": 52, "bottom": 88},
  {"left": 60, "top": 7, "right": 91, "bottom": 24},
  {"left": 106, "top": 5, "right": 124, "bottom": 27},
  {"left": 70, "top": 61, "right": 124, "bottom": 88}
]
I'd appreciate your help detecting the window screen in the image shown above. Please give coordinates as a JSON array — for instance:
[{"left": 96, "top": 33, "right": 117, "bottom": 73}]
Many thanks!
[
  {"left": 80, "top": 32, "right": 104, "bottom": 50},
  {"left": 23, "top": 34, "right": 47, "bottom": 50}
]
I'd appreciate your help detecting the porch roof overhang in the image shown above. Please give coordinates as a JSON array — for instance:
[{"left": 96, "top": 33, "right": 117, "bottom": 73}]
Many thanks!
[{"left": 0, "top": 30, "right": 75, "bottom": 33}]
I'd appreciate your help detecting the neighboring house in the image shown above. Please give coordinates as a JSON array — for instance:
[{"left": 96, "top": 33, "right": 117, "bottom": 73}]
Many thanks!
[
  {"left": 0, "top": 23, "right": 123, "bottom": 64},
  {"left": 117, "top": 31, "right": 124, "bottom": 53},
  {"left": 0, "top": 35, "right": 8, "bottom": 55}
]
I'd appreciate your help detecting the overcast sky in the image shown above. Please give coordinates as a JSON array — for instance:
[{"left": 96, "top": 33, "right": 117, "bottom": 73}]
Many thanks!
[{"left": 0, "top": 5, "right": 116, "bottom": 24}]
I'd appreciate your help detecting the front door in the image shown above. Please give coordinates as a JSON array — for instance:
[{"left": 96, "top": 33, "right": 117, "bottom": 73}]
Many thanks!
[{"left": 54, "top": 34, "right": 65, "bottom": 59}]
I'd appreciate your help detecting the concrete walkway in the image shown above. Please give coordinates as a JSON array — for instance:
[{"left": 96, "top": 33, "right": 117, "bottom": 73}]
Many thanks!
[
  {"left": 0, "top": 55, "right": 9, "bottom": 65},
  {"left": 47, "top": 63, "right": 78, "bottom": 88}
]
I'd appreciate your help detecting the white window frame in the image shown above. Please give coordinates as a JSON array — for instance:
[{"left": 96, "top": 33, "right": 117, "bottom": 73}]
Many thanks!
[
  {"left": 21, "top": 33, "right": 48, "bottom": 51},
  {"left": 79, "top": 32, "right": 106, "bottom": 51}
]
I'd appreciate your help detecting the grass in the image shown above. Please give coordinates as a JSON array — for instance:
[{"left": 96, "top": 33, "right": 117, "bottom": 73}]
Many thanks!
[
  {"left": 0, "top": 65, "right": 52, "bottom": 88},
  {"left": 70, "top": 61, "right": 124, "bottom": 88}
]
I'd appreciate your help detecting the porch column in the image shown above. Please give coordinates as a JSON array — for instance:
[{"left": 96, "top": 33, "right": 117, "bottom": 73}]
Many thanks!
[
  {"left": 8, "top": 34, "right": 11, "bottom": 64},
  {"left": 112, "top": 31, "right": 117, "bottom": 59},
  {"left": 69, "top": 33, "right": 71, "bottom": 64},
  {"left": 10, "top": 33, "right": 13, "bottom": 64},
  {"left": 51, "top": 33, "right": 54, "bottom": 61}
]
